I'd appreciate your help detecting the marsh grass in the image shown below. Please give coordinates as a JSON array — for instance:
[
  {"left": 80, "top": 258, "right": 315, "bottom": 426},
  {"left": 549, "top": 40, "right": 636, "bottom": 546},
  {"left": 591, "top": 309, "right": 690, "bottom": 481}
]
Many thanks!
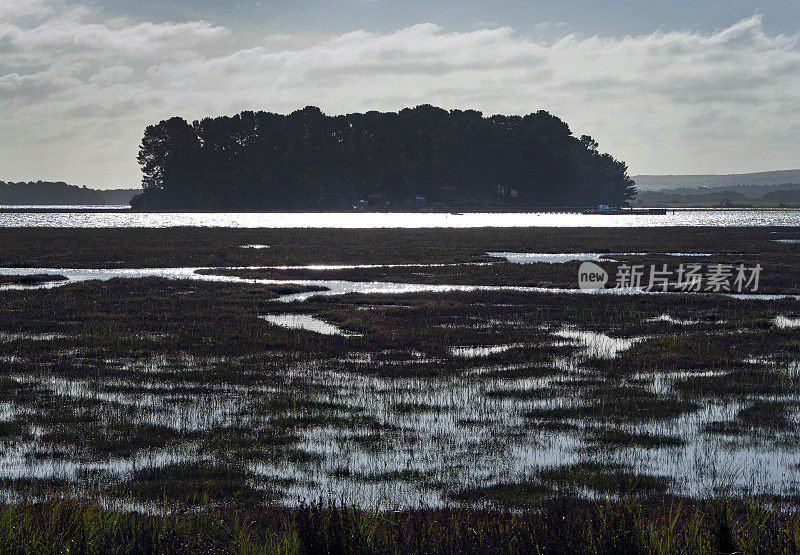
[
  {"left": 0, "top": 226, "right": 791, "bottom": 268},
  {"left": 538, "top": 462, "right": 673, "bottom": 496},
  {"left": 3, "top": 495, "right": 800, "bottom": 553},
  {"left": 4, "top": 227, "right": 800, "bottom": 539},
  {"left": 525, "top": 388, "right": 700, "bottom": 423},
  {"left": 2, "top": 276, "right": 799, "bottom": 508},
  {"left": 0, "top": 274, "right": 67, "bottom": 285},
  {"left": 111, "top": 462, "right": 271, "bottom": 505}
]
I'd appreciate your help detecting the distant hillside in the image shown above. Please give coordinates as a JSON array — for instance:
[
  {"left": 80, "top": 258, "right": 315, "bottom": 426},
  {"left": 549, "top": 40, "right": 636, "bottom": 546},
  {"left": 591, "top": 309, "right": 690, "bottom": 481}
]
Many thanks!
[
  {"left": 633, "top": 170, "right": 800, "bottom": 191},
  {"left": 0, "top": 181, "right": 140, "bottom": 205},
  {"left": 635, "top": 182, "right": 800, "bottom": 207}
]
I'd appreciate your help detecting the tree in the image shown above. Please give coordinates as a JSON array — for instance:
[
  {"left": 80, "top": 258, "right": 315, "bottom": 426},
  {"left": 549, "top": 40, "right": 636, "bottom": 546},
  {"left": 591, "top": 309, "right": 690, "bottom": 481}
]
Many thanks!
[{"left": 131, "top": 106, "right": 636, "bottom": 210}]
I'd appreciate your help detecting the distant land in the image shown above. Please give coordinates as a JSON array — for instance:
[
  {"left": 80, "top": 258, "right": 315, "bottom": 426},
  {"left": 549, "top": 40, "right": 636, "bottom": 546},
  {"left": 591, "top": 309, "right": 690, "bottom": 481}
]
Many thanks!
[
  {"left": 632, "top": 170, "right": 800, "bottom": 207},
  {"left": 7, "top": 167, "right": 800, "bottom": 210},
  {"left": 0, "top": 181, "right": 140, "bottom": 206},
  {"left": 632, "top": 169, "right": 800, "bottom": 191}
]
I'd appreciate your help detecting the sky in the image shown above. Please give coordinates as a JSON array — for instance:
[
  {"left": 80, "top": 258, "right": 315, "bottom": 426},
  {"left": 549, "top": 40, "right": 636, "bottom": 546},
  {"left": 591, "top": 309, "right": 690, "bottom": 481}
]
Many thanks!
[{"left": 1, "top": 1, "right": 799, "bottom": 189}]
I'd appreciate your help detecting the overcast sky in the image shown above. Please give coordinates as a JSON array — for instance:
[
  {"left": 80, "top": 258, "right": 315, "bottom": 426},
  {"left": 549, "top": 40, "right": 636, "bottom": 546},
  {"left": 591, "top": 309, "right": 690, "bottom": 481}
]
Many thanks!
[{"left": 1, "top": 0, "right": 799, "bottom": 188}]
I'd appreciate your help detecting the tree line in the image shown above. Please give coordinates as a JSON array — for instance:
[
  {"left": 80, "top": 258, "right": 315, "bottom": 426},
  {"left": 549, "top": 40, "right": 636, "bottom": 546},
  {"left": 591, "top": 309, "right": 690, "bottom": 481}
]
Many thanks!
[
  {"left": 0, "top": 181, "right": 105, "bottom": 205},
  {"left": 132, "top": 105, "right": 636, "bottom": 210},
  {"left": 0, "top": 181, "right": 139, "bottom": 206}
]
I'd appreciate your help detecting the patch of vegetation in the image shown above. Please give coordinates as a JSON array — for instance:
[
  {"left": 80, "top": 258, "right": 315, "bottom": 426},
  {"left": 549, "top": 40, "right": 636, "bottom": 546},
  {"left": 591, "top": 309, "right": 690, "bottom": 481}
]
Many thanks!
[
  {"left": 0, "top": 274, "right": 67, "bottom": 285},
  {"left": 705, "top": 401, "right": 795, "bottom": 436},
  {"left": 538, "top": 462, "right": 672, "bottom": 496},
  {"left": 111, "top": 462, "right": 270, "bottom": 504},
  {"left": 526, "top": 388, "right": 699, "bottom": 422},
  {"left": 676, "top": 368, "right": 800, "bottom": 397},
  {"left": 452, "top": 481, "right": 553, "bottom": 506},
  {"left": 39, "top": 421, "right": 184, "bottom": 459},
  {"left": 199, "top": 426, "right": 302, "bottom": 462}
]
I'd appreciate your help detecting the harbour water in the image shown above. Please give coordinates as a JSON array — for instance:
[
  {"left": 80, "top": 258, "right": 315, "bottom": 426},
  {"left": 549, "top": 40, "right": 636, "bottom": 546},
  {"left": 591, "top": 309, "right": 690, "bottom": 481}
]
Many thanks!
[{"left": 2, "top": 208, "right": 800, "bottom": 228}]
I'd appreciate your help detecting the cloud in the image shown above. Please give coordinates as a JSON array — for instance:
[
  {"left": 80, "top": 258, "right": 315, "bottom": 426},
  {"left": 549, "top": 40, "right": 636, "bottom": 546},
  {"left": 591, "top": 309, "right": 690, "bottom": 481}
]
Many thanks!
[
  {"left": 0, "top": 0, "right": 51, "bottom": 20},
  {"left": 1, "top": 5, "right": 799, "bottom": 187}
]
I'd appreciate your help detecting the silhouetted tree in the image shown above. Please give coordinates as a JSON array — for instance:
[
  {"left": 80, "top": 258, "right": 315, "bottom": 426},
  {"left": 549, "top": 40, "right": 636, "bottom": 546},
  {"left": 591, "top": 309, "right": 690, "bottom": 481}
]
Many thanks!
[{"left": 132, "top": 106, "right": 636, "bottom": 210}]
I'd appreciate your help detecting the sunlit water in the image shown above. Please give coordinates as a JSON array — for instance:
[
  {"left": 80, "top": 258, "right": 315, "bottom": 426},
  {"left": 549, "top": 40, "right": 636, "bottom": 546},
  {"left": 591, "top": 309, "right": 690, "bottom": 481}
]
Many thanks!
[
  {"left": 775, "top": 315, "right": 800, "bottom": 329},
  {"left": 487, "top": 252, "right": 712, "bottom": 263},
  {"left": 259, "top": 314, "right": 361, "bottom": 336},
  {"left": 4, "top": 208, "right": 800, "bottom": 227},
  {"left": 0, "top": 266, "right": 796, "bottom": 302},
  {"left": 0, "top": 205, "right": 128, "bottom": 210}
]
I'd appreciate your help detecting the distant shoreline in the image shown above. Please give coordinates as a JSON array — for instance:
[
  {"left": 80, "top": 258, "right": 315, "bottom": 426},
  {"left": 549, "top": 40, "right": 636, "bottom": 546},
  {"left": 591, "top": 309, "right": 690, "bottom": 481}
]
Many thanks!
[{"left": 1, "top": 206, "right": 799, "bottom": 214}]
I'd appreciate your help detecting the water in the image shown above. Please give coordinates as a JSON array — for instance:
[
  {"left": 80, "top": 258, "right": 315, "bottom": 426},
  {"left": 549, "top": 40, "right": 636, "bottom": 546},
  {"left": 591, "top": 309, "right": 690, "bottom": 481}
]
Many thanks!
[
  {"left": 450, "top": 344, "right": 525, "bottom": 358},
  {"left": 259, "top": 314, "right": 361, "bottom": 336},
  {"left": 553, "top": 328, "right": 642, "bottom": 359},
  {"left": 0, "top": 267, "right": 794, "bottom": 302},
  {"left": 488, "top": 252, "right": 613, "bottom": 263},
  {"left": 0, "top": 267, "right": 586, "bottom": 299},
  {"left": 0, "top": 205, "right": 128, "bottom": 210},
  {"left": 775, "top": 316, "right": 800, "bottom": 329},
  {"left": 488, "top": 252, "right": 712, "bottom": 264},
  {"left": 647, "top": 314, "right": 700, "bottom": 325},
  {"left": 3, "top": 208, "right": 800, "bottom": 228}
]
